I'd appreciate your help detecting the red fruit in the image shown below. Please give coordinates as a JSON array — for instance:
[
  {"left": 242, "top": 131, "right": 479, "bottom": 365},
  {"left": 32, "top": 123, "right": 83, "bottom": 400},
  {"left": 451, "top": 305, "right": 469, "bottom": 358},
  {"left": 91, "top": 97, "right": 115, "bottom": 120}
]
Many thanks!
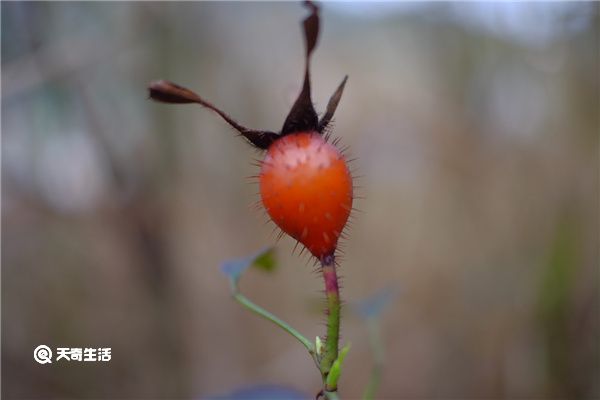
[
  {"left": 149, "top": 2, "right": 352, "bottom": 263},
  {"left": 260, "top": 132, "right": 353, "bottom": 259}
]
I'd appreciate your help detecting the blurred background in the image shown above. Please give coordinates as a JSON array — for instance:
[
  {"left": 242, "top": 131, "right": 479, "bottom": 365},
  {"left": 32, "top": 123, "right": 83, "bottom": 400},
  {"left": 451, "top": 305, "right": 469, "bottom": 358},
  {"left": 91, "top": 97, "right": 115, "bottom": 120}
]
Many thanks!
[{"left": 2, "top": 2, "right": 598, "bottom": 399}]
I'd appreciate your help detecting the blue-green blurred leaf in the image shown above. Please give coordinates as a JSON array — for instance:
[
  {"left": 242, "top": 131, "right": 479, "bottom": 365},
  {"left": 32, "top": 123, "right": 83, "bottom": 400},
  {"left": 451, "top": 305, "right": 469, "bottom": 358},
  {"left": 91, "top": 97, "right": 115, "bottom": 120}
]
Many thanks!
[
  {"left": 204, "top": 384, "right": 309, "bottom": 400},
  {"left": 220, "top": 247, "right": 276, "bottom": 283},
  {"left": 353, "top": 286, "right": 399, "bottom": 320}
]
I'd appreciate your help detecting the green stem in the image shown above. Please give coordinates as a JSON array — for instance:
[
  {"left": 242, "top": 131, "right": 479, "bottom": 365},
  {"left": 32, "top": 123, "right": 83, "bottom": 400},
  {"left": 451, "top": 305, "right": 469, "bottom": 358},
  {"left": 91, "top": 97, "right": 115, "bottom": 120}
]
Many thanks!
[
  {"left": 363, "top": 364, "right": 382, "bottom": 400},
  {"left": 232, "top": 291, "right": 314, "bottom": 353},
  {"left": 363, "top": 320, "right": 384, "bottom": 400},
  {"left": 320, "top": 260, "right": 341, "bottom": 390},
  {"left": 324, "top": 390, "right": 340, "bottom": 400}
]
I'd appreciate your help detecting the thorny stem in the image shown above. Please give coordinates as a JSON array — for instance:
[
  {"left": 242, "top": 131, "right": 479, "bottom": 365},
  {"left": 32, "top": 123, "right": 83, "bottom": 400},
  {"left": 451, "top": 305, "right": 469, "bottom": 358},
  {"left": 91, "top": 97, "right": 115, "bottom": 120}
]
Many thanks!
[
  {"left": 226, "top": 254, "right": 346, "bottom": 398},
  {"left": 320, "top": 256, "right": 341, "bottom": 391}
]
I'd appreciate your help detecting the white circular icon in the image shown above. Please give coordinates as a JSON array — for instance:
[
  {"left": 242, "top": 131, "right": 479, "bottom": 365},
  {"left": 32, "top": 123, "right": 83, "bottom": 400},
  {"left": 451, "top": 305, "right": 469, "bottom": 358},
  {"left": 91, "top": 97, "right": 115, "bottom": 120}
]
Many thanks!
[{"left": 34, "top": 345, "right": 53, "bottom": 364}]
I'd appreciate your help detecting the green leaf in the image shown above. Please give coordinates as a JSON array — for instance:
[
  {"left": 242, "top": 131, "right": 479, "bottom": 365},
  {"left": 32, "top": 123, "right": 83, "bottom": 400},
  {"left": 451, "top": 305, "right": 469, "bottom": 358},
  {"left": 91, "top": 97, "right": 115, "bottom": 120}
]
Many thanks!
[
  {"left": 326, "top": 343, "right": 351, "bottom": 389},
  {"left": 252, "top": 248, "right": 277, "bottom": 272}
]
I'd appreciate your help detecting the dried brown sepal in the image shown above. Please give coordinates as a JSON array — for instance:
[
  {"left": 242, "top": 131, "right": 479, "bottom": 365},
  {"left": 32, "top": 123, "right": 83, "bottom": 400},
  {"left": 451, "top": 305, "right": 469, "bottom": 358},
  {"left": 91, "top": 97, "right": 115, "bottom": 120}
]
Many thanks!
[
  {"left": 280, "top": 0, "right": 320, "bottom": 135},
  {"left": 147, "top": 1, "right": 347, "bottom": 149},
  {"left": 148, "top": 80, "right": 203, "bottom": 104},
  {"left": 318, "top": 75, "right": 348, "bottom": 133},
  {"left": 148, "top": 80, "right": 278, "bottom": 149},
  {"left": 302, "top": 0, "right": 320, "bottom": 58}
]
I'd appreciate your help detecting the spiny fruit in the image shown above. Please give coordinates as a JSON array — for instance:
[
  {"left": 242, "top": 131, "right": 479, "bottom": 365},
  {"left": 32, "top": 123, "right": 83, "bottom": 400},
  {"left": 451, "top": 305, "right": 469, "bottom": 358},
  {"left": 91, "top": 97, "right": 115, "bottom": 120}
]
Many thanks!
[
  {"left": 260, "top": 132, "right": 352, "bottom": 259},
  {"left": 148, "top": 1, "right": 352, "bottom": 264}
]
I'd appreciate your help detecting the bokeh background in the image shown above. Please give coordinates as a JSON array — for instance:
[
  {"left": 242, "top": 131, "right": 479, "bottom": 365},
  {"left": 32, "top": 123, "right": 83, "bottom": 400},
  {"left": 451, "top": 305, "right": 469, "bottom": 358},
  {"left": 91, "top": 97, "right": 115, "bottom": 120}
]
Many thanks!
[{"left": 2, "top": 2, "right": 598, "bottom": 399}]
